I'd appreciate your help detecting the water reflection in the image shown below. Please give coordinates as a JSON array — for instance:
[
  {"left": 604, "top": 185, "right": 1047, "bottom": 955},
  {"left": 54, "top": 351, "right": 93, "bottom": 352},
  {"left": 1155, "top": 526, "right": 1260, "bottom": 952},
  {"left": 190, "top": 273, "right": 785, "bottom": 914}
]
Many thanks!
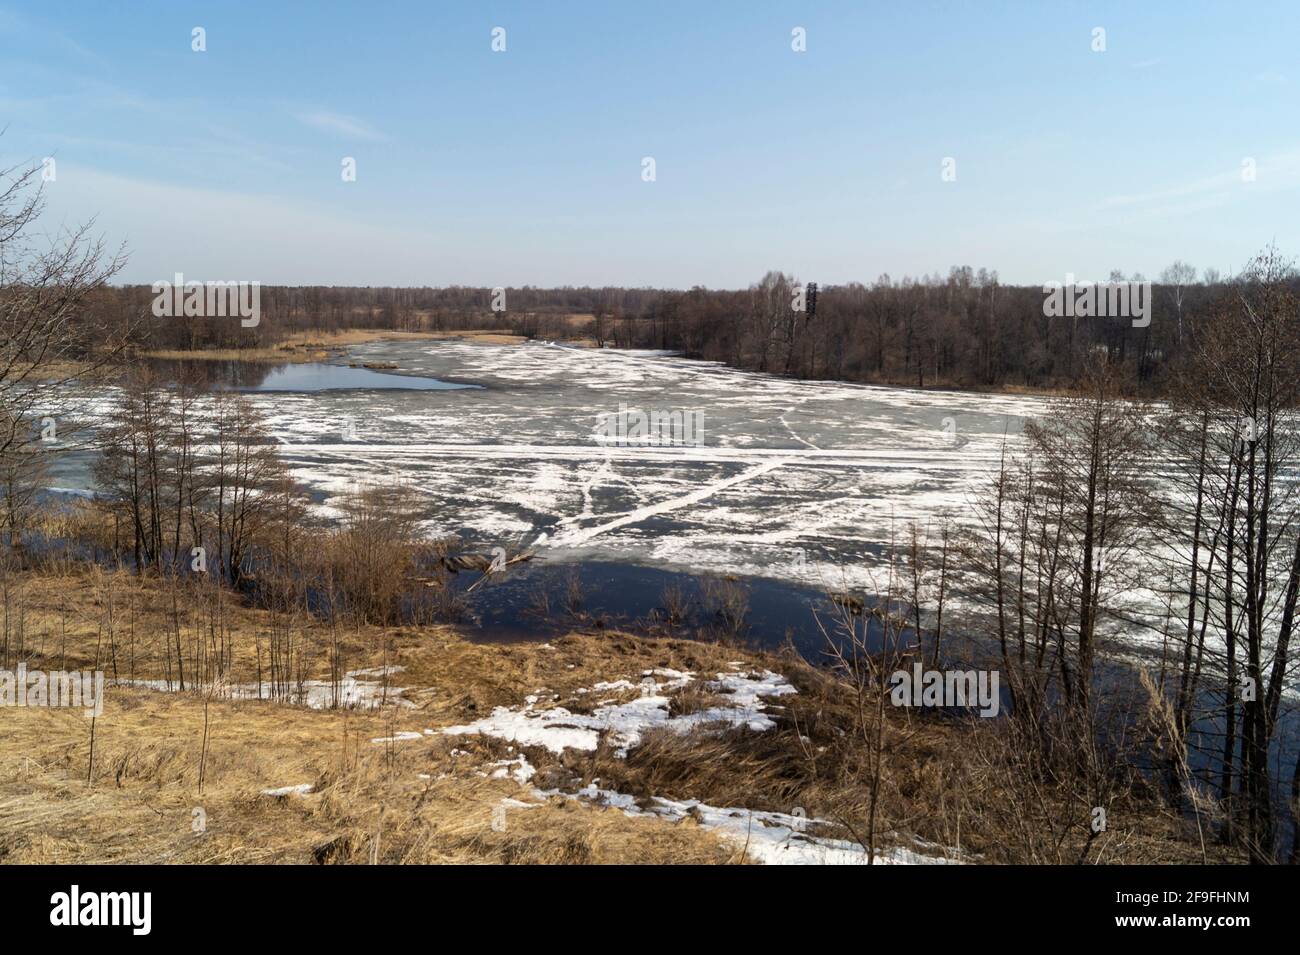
[{"left": 144, "top": 358, "right": 478, "bottom": 392}]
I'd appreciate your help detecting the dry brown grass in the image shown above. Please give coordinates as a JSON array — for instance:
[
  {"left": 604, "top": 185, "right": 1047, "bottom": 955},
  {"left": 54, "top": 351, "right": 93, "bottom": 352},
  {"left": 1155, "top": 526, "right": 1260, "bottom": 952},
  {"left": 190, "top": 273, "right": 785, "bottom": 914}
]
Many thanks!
[
  {"left": 581, "top": 652, "right": 1246, "bottom": 865},
  {"left": 0, "top": 571, "right": 759, "bottom": 864},
  {"left": 140, "top": 329, "right": 449, "bottom": 364},
  {"left": 0, "top": 569, "right": 1241, "bottom": 865},
  {"left": 4, "top": 568, "right": 325, "bottom": 681},
  {"left": 138, "top": 327, "right": 596, "bottom": 362},
  {"left": 0, "top": 685, "right": 733, "bottom": 864},
  {"left": 2, "top": 568, "right": 757, "bottom": 713},
  {"left": 428, "top": 329, "right": 529, "bottom": 345}
]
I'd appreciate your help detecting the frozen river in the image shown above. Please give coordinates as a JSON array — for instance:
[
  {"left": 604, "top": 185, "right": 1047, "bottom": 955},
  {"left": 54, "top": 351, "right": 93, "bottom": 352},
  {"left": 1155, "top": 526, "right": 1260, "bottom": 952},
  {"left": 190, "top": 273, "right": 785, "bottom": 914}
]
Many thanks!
[
  {"left": 206, "top": 339, "right": 1045, "bottom": 594},
  {"left": 40, "top": 338, "right": 1055, "bottom": 650}
]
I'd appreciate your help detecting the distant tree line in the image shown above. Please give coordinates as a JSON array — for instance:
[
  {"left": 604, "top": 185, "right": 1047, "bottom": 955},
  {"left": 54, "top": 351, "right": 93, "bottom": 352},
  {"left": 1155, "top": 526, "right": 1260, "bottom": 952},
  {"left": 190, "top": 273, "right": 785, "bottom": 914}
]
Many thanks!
[{"left": 76, "top": 260, "right": 1292, "bottom": 395}]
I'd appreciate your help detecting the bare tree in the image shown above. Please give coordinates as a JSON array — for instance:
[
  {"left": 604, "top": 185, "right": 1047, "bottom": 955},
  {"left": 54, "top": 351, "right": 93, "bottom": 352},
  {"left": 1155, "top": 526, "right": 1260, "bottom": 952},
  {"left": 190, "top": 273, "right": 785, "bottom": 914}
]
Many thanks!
[
  {"left": 1160, "top": 261, "right": 1198, "bottom": 345},
  {"left": 1183, "top": 247, "right": 1300, "bottom": 861},
  {"left": 0, "top": 158, "right": 129, "bottom": 503}
]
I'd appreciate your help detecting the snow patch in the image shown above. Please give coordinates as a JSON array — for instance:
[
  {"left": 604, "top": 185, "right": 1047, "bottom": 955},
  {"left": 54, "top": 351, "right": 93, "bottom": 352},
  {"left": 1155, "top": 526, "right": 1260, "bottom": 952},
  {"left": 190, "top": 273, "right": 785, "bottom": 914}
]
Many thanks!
[
  {"left": 441, "top": 666, "right": 795, "bottom": 757},
  {"left": 489, "top": 754, "right": 536, "bottom": 784},
  {"left": 554, "top": 783, "right": 961, "bottom": 866},
  {"left": 261, "top": 783, "right": 314, "bottom": 797},
  {"left": 120, "top": 666, "right": 412, "bottom": 710},
  {"left": 372, "top": 731, "right": 424, "bottom": 744}
]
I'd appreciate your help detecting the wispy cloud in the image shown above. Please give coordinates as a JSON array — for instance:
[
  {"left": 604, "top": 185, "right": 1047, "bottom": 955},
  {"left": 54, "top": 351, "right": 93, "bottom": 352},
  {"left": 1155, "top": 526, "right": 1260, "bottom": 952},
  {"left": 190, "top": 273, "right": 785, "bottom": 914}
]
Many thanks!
[
  {"left": 0, "top": 6, "right": 104, "bottom": 63},
  {"left": 40, "top": 164, "right": 497, "bottom": 285},
  {"left": 296, "top": 110, "right": 385, "bottom": 141},
  {"left": 1092, "top": 149, "right": 1300, "bottom": 225},
  {"left": 1103, "top": 150, "right": 1300, "bottom": 205},
  {"left": 1100, "top": 168, "right": 1244, "bottom": 210}
]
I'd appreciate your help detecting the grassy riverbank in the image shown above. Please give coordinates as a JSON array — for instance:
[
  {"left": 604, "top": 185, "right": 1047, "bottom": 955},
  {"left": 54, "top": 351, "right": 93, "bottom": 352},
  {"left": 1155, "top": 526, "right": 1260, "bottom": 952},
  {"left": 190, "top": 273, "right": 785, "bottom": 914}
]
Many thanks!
[{"left": 0, "top": 569, "right": 1239, "bottom": 865}]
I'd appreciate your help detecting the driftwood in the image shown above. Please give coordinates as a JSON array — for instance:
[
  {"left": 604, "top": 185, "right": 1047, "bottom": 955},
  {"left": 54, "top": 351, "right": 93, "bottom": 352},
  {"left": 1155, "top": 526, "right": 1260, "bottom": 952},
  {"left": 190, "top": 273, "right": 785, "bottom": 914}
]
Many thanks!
[
  {"left": 828, "top": 592, "right": 913, "bottom": 630},
  {"left": 416, "top": 550, "right": 537, "bottom": 593},
  {"left": 442, "top": 553, "right": 493, "bottom": 573},
  {"left": 830, "top": 592, "right": 866, "bottom": 616},
  {"left": 464, "top": 549, "right": 535, "bottom": 592}
]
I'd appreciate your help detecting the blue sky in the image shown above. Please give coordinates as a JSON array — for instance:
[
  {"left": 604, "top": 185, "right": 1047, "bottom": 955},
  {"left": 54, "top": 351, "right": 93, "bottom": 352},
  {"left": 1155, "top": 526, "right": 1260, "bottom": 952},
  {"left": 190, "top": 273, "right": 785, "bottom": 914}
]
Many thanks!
[{"left": 2, "top": 1, "right": 1296, "bottom": 287}]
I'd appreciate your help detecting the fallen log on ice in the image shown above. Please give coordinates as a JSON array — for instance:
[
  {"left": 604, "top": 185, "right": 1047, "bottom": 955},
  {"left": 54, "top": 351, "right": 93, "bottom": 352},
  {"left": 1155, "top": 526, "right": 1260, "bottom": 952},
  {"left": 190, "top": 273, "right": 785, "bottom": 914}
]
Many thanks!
[{"left": 428, "top": 550, "right": 537, "bottom": 591}]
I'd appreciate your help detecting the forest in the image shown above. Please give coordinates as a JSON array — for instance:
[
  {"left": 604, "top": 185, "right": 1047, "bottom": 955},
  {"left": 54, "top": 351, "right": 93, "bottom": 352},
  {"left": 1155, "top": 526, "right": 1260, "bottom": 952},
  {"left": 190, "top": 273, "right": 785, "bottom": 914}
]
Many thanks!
[{"left": 69, "top": 260, "right": 1260, "bottom": 395}]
